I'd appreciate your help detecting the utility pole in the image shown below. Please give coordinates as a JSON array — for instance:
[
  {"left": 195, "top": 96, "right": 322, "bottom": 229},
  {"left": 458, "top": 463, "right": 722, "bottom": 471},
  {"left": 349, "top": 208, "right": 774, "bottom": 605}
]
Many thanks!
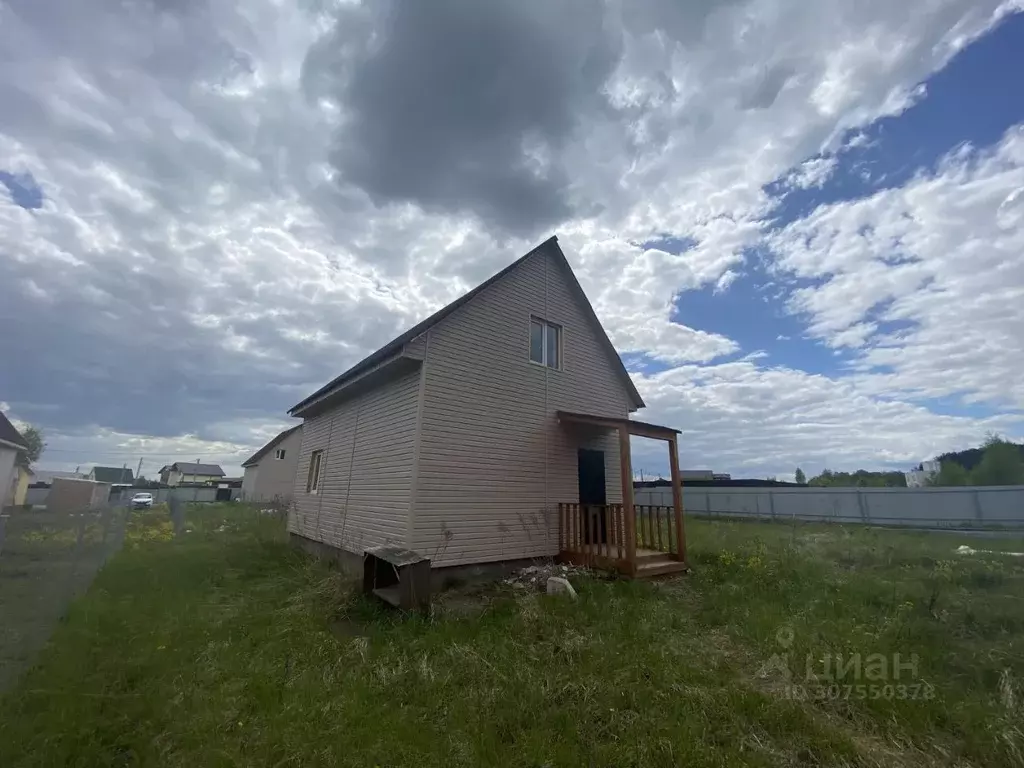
[{"left": 194, "top": 458, "right": 200, "bottom": 502}]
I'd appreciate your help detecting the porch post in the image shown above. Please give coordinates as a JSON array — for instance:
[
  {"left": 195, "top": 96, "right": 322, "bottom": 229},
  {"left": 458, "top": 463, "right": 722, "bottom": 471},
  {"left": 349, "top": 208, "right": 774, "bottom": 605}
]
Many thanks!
[
  {"left": 668, "top": 436, "right": 686, "bottom": 563},
  {"left": 618, "top": 425, "right": 636, "bottom": 572}
]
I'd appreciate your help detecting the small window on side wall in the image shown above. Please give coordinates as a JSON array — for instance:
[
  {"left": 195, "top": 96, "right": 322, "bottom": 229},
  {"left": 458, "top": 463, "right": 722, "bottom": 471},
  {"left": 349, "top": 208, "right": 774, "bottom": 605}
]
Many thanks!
[
  {"left": 529, "top": 317, "right": 561, "bottom": 370},
  {"left": 274, "top": 448, "right": 286, "bottom": 460},
  {"left": 306, "top": 450, "right": 323, "bottom": 494}
]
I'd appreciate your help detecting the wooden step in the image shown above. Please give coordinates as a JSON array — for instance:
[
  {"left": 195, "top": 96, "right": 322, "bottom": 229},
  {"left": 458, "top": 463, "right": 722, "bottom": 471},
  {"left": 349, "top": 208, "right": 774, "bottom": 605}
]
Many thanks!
[
  {"left": 635, "top": 550, "right": 675, "bottom": 565},
  {"left": 634, "top": 560, "right": 689, "bottom": 579}
]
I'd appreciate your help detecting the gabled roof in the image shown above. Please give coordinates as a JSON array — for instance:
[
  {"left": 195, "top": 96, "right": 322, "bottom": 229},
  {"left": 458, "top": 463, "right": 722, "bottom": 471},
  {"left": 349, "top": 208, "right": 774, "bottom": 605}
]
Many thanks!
[
  {"left": 242, "top": 425, "right": 302, "bottom": 468},
  {"left": 169, "top": 462, "right": 225, "bottom": 476},
  {"left": 90, "top": 466, "right": 135, "bottom": 484},
  {"left": 0, "top": 411, "right": 28, "bottom": 451},
  {"left": 289, "top": 235, "right": 644, "bottom": 415}
]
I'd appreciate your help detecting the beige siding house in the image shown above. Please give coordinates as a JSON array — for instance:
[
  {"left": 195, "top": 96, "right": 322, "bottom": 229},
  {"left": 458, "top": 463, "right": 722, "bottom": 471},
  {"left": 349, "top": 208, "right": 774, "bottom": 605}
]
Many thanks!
[
  {"left": 288, "top": 237, "right": 687, "bottom": 579},
  {"left": 241, "top": 425, "right": 303, "bottom": 503},
  {"left": 160, "top": 462, "right": 225, "bottom": 486}
]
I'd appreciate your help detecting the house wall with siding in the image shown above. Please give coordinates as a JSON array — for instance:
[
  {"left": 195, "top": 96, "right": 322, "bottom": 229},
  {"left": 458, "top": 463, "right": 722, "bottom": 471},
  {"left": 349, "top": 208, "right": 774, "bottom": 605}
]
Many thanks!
[
  {"left": 412, "top": 249, "right": 632, "bottom": 567},
  {"left": 241, "top": 466, "right": 259, "bottom": 500},
  {"left": 244, "top": 429, "right": 302, "bottom": 503},
  {"left": 289, "top": 369, "right": 420, "bottom": 554},
  {"left": 164, "top": 470, "right": 222, "bottom": 487},
  {"left": 0, "top": 446, "right": 17, "bottom": 507}
]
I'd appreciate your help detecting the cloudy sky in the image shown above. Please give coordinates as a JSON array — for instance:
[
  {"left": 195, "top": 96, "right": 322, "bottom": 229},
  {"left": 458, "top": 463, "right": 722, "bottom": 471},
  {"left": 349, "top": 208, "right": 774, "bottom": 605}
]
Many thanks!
[{"left": 2, "top": 0, "right": 1023, "bottom": 481}]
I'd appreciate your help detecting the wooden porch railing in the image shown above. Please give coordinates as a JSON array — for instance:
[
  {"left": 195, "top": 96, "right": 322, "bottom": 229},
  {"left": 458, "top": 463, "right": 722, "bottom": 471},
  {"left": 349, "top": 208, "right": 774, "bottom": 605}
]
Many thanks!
[{"left": 558, "top": 502, "right": 683, "bottom": 574}]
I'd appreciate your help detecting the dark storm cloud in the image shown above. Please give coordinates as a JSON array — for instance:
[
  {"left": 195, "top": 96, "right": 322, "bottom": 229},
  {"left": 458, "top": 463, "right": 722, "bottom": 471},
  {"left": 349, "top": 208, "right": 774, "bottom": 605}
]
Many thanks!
[
  {"left": 740, "top": 62, "right": 797, "bottom": 110},
  {"left": 307, "top": 0, "right": 622, "bottom": 235},
  {"left": 0, "top": 233, "right": 406, "bottom": 438}
]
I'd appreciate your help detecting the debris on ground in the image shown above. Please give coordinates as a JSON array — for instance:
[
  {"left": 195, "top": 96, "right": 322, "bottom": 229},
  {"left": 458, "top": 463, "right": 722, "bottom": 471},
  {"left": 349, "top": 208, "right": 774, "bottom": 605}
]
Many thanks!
[
  {"left": 502, "top": 563, "right": 589, "bottom": 590},
  {"left": 956, "top": 545, "right": 1024, "bottom": 557},
  {"left": 546, "top": 576, "right": 577, "bottom": 599}
]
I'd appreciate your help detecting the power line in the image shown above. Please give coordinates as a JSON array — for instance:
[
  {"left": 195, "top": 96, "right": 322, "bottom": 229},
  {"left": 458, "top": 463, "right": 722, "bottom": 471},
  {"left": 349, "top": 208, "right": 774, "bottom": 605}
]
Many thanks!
[{"left": 41, "top": 448, "right": 248, "bottom": 457}]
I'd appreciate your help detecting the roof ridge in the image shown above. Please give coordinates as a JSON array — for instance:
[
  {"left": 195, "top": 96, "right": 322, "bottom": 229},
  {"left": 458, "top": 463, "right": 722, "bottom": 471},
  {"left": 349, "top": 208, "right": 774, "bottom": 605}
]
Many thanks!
[
  {"left": 289, "top": 235, "right": 642, "bottom": 415},
  {"left": 241, "top": 424, "right": 302, "bottom": 467}
]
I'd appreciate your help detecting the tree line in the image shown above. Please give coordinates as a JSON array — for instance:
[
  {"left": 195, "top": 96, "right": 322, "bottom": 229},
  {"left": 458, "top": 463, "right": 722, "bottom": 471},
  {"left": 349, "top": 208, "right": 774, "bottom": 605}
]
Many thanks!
[
  {"left": 791, "top": 435, "right": 1024, "bottom": 489},
  {"left": 794, "top": 468, "right": 908, "bottom": 488},
  {"left": 927, "top": 435, "right": 1024, "bottom": 486}
]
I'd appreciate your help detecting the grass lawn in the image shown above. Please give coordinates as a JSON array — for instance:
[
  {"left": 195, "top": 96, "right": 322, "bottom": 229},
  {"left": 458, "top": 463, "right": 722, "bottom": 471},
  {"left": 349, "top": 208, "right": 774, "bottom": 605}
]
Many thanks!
[
  {"left": 1, "top": 506, "right": 1022, "bottom": 767},
  {"left": 0, "top": 508, "right": 125, "bottom": 693}
]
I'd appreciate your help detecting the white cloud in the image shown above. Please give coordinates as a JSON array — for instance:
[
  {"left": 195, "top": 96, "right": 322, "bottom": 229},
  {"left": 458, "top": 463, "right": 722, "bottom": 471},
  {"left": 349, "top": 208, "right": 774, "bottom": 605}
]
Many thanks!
[
  {"left": 0, "top": 0, "right": 1021, "bottom": 474},
  {"left": 768, "top": 125, "right": 1024, "bottom": 410},
  {"left": 785, "top": 156, "right": 840, "bottom": 190},
  {"left": 630, "top": 360, "right": 1024, "bottom": 478}
]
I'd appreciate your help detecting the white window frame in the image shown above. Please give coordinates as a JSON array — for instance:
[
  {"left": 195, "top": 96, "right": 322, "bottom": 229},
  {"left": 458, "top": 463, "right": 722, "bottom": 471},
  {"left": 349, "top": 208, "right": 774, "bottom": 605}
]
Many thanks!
[
  {"left": 529, "top": 316, "right": 562, "bottom": 370},
  {"left": 306, "top": 450, "right": 324, "bottom": 494},
  {"left": 274, "top": 448, "right": 286, "bottom": 460}
]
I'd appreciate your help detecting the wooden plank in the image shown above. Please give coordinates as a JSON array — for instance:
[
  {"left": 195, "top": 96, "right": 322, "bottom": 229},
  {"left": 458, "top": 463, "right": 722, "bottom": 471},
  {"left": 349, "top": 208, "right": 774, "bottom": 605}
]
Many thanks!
[
  {"left": 587, "top": 505, "right": 592, "bottom": 565},
  {"left": 656, "top": 506, "right": 665, "bottom": 552},
  {"left": 616, "top": 504, "right": 624, "bottom": 560},
  {"left": 572, "top": 503, "right": 579, "bottom": 555},
  {"left": 669, "top": 437, "right": 686, "bottom": 562},
  {"left": 605, "top": 505, "right": 613, "bottom": 561},
  {"left": 566, "top": 503, "right": 573, "bottom": 555},
  {"left": 607, "top": 505, "right": 614, "bottom": 561},
  {"left": 618, "top": 426, "right": 636, "bottom": 573},
  {"left": 627, "top": 424, "right": 679, "bottom": 440}
]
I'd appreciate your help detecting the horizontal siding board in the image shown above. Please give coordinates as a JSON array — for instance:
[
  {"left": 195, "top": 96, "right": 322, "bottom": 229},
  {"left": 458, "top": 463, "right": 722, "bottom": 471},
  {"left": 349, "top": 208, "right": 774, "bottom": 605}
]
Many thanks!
[
  {"left": 415, "top": 249, "right": 630, "bottom": 566},
  {"left": 289, "top": 369, "right": 420, "bottom": 553}
]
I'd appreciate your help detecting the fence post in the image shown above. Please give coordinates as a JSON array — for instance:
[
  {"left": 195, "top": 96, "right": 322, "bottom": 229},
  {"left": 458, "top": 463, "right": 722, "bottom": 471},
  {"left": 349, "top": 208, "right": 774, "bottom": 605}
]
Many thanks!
[
  {"left": 856, "top": 491, "right": 868, "bottom": 523},
  {"left": 100, "top": 507, "right": 112, "bottom": 559},
  {"left": 972, "top": 490, "right": 984, "bottom": 527},
  {"left": 769, "top": 491, "right": 776, "bottom": 520},
  {"left": 63, "top": 512, "right": 88, "bottom": 604},
  {"left": 0, "top": 512, "right": 6, "bottom": 556}
]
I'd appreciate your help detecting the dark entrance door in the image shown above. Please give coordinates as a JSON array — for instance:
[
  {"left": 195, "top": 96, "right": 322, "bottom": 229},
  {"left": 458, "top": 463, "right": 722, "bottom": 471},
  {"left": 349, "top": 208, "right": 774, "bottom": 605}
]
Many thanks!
[
  {"left": 215, "top": 486, "right": 232, "bottom": 501},
  {"left": 577, "top": 449, "right": 607, "bottom": 544}
]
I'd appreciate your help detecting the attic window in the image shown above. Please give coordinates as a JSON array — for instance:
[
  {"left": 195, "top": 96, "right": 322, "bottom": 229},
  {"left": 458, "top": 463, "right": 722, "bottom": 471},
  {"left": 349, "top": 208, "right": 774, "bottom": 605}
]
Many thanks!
[
  {"left": 306, "top": 450, "right": 323, "bottom": 494},
  {"left": 530, "top": 317, "right": 561, "bottom": 369},
  {"left": 274, "top": 449, "right": 286, "bottom": 460}
]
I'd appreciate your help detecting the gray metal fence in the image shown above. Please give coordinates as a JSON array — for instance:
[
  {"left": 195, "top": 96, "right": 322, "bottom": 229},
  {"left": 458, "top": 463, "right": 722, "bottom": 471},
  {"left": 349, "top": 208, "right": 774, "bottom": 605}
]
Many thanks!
[
  {"left": 634, "top": 485, "right": 1024, "bottom": 529},
  {"left": 23, "top": 485, "right": 242, "bottom": 508},
  {"left": 0, "top": 505, "right": 128, "bottom": 692}
]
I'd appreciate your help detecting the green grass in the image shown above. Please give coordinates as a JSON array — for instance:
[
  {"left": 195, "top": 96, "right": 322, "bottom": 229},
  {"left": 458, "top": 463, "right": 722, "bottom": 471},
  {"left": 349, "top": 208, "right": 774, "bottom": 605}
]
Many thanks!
[
  {"left": 1, "top": 507, "right": 1022, "bottom": 767},
  {"left": 0, "top": 508, "right": 124, "bottom": 692}
]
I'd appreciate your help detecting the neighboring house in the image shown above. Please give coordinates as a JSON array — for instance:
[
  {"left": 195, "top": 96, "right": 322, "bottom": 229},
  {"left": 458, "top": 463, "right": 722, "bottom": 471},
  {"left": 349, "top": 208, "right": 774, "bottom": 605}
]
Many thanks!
[
  {"left": 0, "top": 411, "right": 29, "bottom": 508},
  {"left": 11, "top": 465, "right": 33, "bottom": 506},
  {"left": 160, "top": 462, "right": 226, "bottom": 486},
  {"left": 287, "top": 236, "right": 686, "bottom": 579},
  {"left": 241, "top": 425, "right": 302, "bottom": 504},
  {"left": 905, "top": 460, "right": 941, "bottom": 488},
  {"left": 88, "top": 466, "right": 135, "bottom": 486}
]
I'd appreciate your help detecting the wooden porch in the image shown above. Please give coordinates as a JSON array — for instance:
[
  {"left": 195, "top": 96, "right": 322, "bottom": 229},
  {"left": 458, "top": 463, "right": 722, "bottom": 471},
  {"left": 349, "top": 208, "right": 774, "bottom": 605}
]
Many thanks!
[{"left": 556, "top": 411, "right": 688, "bottom": 579}]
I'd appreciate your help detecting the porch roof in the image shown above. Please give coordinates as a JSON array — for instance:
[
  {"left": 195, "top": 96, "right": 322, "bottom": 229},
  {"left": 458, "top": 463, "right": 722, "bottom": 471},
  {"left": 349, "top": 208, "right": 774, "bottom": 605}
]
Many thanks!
[{"left": 556, "top": 410, "right": 680, "bottom": 441}]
